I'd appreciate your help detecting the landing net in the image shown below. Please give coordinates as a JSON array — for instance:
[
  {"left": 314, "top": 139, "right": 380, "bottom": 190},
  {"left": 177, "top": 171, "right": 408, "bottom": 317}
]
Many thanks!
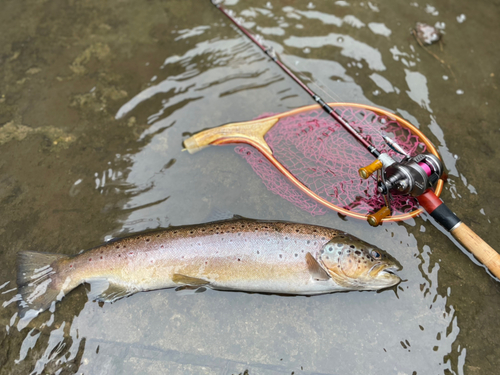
[{"left": 235, "top": 106, "right": 426, "bottom": 216}]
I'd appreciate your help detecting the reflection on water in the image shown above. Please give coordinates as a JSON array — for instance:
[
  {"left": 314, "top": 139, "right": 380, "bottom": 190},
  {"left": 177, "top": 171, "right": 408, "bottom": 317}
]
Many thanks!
[{"left": 1, "top": 0, "right": 499, "bottom": 374}]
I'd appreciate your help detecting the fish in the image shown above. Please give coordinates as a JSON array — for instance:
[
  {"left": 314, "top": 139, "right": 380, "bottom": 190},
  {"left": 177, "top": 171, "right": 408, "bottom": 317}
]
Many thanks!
[{"left": 17, "top": 219, "right": 401, "bottom": 318}]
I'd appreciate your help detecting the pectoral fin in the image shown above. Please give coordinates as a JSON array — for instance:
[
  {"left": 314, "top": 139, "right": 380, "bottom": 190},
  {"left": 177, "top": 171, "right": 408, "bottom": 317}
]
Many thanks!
[
  {"left": 172, "top": 274, "right": 210, "bottom": 286},
  {"left": 306, "top": 253, "right": 330, "bottom": 281}
]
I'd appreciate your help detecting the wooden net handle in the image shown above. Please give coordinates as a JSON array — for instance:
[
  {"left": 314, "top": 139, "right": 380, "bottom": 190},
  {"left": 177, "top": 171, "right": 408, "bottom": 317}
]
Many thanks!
[{"left": 184, "top": 117, "right": 279, "bottom": 154}]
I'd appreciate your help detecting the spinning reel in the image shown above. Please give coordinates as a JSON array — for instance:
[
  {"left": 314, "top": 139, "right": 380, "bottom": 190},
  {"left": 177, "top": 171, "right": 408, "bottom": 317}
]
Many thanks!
[{"left": 359, "top": 152, "right": 444, "bottom": 226}]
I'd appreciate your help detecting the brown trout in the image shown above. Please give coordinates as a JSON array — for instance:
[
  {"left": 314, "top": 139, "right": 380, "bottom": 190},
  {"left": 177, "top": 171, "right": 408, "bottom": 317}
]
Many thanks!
[{"left": 17, "top": 219, "right": 401, "bottom": 317}]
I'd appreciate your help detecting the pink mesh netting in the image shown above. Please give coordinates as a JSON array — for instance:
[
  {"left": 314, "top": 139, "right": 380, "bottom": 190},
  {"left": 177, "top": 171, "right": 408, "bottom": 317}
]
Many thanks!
[{"left": 235, "top": 106, "right": 427, "bottom": 216}]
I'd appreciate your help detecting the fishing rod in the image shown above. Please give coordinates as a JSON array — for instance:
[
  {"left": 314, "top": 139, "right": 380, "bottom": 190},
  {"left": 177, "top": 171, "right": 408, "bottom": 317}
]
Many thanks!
[
  {"left": 207, "top": 0, "right": 500, "bottom": 279},
  {"left": 212, "top": 0, "right": 380, "bottom": 159}
]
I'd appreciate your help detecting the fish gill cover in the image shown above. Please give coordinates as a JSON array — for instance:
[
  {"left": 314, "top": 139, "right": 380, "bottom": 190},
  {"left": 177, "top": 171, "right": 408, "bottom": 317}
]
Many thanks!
[{"left": 235, "top": 106, "right": 426, "bottom": 216}]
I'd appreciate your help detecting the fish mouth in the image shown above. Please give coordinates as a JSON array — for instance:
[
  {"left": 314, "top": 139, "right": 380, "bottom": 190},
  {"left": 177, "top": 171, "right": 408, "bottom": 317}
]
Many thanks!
[
  {"left": 380, "top": 265, "right": 401, "bottom": 276},
  {"left": 370, "top": 263, "right": 401, "bottom": 278}
]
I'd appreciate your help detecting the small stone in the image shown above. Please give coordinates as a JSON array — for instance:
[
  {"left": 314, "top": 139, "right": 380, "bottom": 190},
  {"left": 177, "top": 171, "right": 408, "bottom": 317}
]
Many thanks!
[
  {"left": 26, "top": 67, "right": 41, "bottom": 75},
  {"left": 414, "top": 22, "right": 441, "bottom": 45}
]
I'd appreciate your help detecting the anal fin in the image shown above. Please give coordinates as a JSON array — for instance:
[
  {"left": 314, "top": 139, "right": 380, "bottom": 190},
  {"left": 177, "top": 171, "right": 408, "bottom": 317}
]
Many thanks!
[
  {"left": 172, "top": 274, "right": 210, "bottom": 286},
  {"left": 306, "top": 252, "right": 331, "bottom": 281},
  {"left": 87, "top": 278, "right": 134, "bottom": 303}
]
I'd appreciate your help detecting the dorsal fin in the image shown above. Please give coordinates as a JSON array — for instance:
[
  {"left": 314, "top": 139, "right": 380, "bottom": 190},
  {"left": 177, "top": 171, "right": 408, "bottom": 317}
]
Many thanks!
[{"left": 305, "top": 253, "right": 330, "bottom": 281}]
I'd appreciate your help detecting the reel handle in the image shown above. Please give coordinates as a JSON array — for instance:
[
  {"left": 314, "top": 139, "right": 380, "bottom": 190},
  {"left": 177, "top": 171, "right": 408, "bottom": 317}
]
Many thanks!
[
  {"left": 367, "top": 206, "right": 391, "bottom": 227},
  {"left": 359, "top": 159, "right": 383, "bottom": 179},
  {"left": 418, "top": 190, "right": 500, "bottom": 279}
]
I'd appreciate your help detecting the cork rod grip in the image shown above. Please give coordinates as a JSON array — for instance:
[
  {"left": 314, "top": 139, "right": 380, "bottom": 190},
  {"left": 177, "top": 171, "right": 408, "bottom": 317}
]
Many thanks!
[{"left": 451, "top": 223, "right": 500, "bottom": 279}]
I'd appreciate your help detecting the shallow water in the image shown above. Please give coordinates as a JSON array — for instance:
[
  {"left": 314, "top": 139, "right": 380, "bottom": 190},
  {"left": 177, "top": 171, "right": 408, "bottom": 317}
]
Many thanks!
[{"left": 1, "top": 0, "right": 499, "bottom": 374}]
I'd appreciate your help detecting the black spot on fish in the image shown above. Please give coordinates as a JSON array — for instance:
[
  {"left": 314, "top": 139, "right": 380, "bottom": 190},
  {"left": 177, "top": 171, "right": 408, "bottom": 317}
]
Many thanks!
[
  {"left": 202, "top": 229, "right": 205, "bottom": 232},
  {"left": 118, "top": 254, "right": 121, "bottom": 257},
  {"left": 307, "top": 240, "right": 310, "bottom": 244},
  {"left": 295, "top": 229, "right": 300, "bottom": 233},
  {"left": 257, "top": 251, "right": 260, "bottom": 254},
  {"left": 116, "top": 246, "right": 119, "bottom": 249},
  {"left": 328, "top": 246, "right": 333, "bottom": 252},
  {"left": 355, "top": 251, "right": 361, "bottom": 255},
  {"left": 146, "top": 238, "right": 150, "bottom": 242},
  {"left": 338, "top": 251, "right": 342, "bottom": 255},
  {"left": 295, "top": 253, "right": 298, "bottom": 257},
  {"left": 350, "top": 245, "right": 355, "bottom": 249},
  {"left": 189, "top": 231, "right": 194, "bottom": 234},
  {"left": 279, "top": 254, "right": 283, "bottom": 258},
  {"left": 238, "top": 258, "right": 241, "bottom": 261},
  {"left": 156, "top": 235, "right": 160, "bottom": 238},
  {"left": 313, "top": 229, "right": 317, "bottom": 233},
  {"left": 321, "top": 237, "right": 326, "bottom": 241},
  {"left": 337, "top": 243, "right": 342, "bottom": 247}
]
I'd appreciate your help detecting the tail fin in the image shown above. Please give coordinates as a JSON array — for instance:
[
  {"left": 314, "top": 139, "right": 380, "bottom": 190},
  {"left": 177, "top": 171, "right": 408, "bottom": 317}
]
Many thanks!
[{"left": 17, "top": 251, "right": 69, "bottom": 318}]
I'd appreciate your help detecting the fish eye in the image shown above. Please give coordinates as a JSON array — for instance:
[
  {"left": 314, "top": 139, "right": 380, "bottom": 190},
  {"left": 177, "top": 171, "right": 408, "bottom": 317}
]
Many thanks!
[{"left": 371, "top": 250, "right": 381, "bottom": 259}]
